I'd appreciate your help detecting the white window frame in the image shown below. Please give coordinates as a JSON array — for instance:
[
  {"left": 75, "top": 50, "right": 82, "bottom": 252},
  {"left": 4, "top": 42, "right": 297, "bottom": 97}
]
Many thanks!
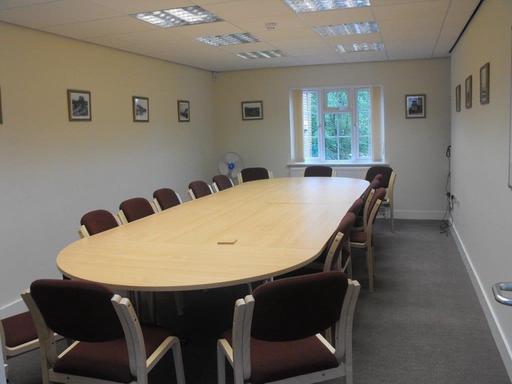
[{"left": 302, "top": 86, "right": 372, "bottom": 162}]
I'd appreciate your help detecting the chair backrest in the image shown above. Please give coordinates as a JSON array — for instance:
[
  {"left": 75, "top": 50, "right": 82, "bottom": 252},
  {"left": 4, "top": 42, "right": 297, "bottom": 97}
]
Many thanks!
[
  {"left": 239, "top": 167, "right": 271, "bottom": 183},
  {"left": 364, "top": 187, "right": 386, "bottom": 228},
  {"left": 324, "top": 212, "right": 357, "bottom": 272},
  {"left": 212, "top": 175, "right": 234, "bottom": 192},
  {"left": 348, "top": 198, "right": 364, "bottom": 216},
  {"left": 29, "top": 279, "right": 123, "bottom": 342},
  {"left": 251, "top": 272, "right": 349, "bottom": 341},
  {"left": 153, "top": 188, "right": 181, "bottom": 211},
  {"left": 188, "top": 180, "right": 212, "bottom": 199},
  {"left": 365, "top": 166, "right": 393, "bottom": 188},
  {"left": 370, "top": 174, "right": 384, "bottom": 189},
  {"left": 119, "top": 197, "right": 154, "bottom": 223},
  {"left": 80, "top": 209, "right": 118, "bottom": 236},
  {"left": 304, "top": 165, "right": 334, "bottom": 177}
]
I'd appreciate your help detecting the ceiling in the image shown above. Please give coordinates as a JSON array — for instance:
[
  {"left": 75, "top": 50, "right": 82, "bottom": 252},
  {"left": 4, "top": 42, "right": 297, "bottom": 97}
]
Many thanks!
[{"left": 0, "top": 0, "right": 479, "bottom": 72}]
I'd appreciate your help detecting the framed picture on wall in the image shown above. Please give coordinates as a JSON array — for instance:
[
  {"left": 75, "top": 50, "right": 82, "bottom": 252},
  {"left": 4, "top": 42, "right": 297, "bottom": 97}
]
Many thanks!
[
  {"left": 455, "top": 85, "right": 461, "bottom": 112},
  {"left": 177, "top": 100, "right": 190, "bottom": 122},
  {"left": 241, "top": 101, "right": 263, "bottom": 120},
  {"left": 405, "top": 94, "right": 426, "bottom": 119},
  {"left": 465, "top": 75, "right": 472, "bottom": 109},
  {"left": 0, "top": 86, "right": 3, "bottom": 124},
  {"left": 480, "top": 62, "right": 490, "bottom": 105},
  {"left": 67, "top": 89, "right": 91, "bottom": 121},
  {"left": 132, "top": 96, "right": 149, "bottom": 122}
]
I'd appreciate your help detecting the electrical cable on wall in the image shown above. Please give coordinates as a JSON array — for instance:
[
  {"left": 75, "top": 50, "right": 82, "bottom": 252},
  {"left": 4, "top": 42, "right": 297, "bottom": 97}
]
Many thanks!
[{"left": 440, "top": 145, "right": 452, "bottom": 234}]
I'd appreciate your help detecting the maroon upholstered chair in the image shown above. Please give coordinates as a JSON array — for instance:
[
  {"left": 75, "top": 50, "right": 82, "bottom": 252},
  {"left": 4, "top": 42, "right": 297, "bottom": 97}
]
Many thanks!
[
  {"left": 118, "top": 197, "right": 155, "bottom": 224},
  {"left": 153, "top": 188, "right": 182, "bottom": 211},
  {"left": 365, "top": 166, "right": 397, "bottom": 231},
  {"left": 238, "top": 167, "right": 272, "bottom": 183},
  {"left": 212, "top": 175, "right": 234, "bottom": 192},
  {"left": 188, "top": 180, "right": 213, "bottom": 199},
  {"left": 350, "top": 187, "right": 387, "bottom": 292},
  {"left": 22, "top": 279, "right": 185, "bottom": 384},
  {"left": 79, "top": 209, "right": 119, "bottom": 238},
  {"left": 1, "top": 311, "right": 40, "bottom": 380},
  {"left": 217, "top": 272, "right": 360, "bottom": 384},
  {"left": 304, "top": 165, "right": 334, "bottom": 177}
]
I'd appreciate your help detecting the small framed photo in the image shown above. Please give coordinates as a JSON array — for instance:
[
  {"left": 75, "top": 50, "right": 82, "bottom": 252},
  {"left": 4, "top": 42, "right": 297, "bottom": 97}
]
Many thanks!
[
  {"left": 242, "top": 101, "right": 263, "bottom": 120},
  {"left": 455, "top": 85, "right": 461, "bottom": 112},
  {"left": 67, "top": 89, "right": 91, "bottom": 121},
  {"left": 0, "top": 87, "right": 3, "bottom": 124},
  {"left": 177, "top": 100, "right": 190, "bottom": 122},
  {"left": 132, "top": 96, "right": 149, "bottom": 122},
  {"left": 480, "top": 62, "right": 490, "bottom": 105},
  {"left": 405, "top": 94, "right": 426, "bottom": 119},
  {"left": 465, "top": 75, "right": 472, "bottom": 109}
]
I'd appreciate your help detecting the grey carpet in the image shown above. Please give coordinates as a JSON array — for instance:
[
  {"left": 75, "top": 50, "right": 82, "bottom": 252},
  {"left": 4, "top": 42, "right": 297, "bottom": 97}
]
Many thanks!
[{"left": 6, "top": 220, "right": 510, "bottom": 383}]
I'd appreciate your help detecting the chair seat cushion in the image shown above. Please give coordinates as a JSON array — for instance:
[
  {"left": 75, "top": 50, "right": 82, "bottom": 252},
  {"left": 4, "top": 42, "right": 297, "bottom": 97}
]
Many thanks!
[
  {"left": 1, "top": 311, "right": 38, "bottom": 349},
  {"left": 224, "top": 330, "right": 338, "bottom": 384},
  {"left": 350, "top": 230, "right": 367, "bottom": 244},
  {"left": 54, "top": 325, "right": 172, "bottom": 383}
]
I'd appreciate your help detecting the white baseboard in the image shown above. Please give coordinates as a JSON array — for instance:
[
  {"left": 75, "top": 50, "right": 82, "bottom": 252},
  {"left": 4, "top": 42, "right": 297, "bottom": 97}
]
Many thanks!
[
  {"left": 393, "top": 209, "right": 445, "bottom": 220},
  {"left": 450, "top": 221, "right": 512, "bottom": 379},
  {"left": 0, "top": 298, "right": 26, "bottom": 319}
]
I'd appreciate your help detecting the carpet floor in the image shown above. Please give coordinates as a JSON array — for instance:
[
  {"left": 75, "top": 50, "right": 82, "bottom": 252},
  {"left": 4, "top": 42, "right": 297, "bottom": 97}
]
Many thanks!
[{"left": 6, "top": 220, "right": 510, "bottom": 384}]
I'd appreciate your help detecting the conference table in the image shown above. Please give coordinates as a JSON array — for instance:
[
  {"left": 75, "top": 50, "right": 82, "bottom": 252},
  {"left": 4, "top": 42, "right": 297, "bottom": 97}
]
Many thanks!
[{"left": 57, "top": 177, "right": 369, "bottom": 292}]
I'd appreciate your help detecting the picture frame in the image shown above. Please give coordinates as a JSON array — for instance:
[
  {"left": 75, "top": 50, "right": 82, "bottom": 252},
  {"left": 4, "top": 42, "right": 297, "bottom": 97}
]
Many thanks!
[
  {"left": 480, "top": 62, "right": 490, "bottom": 105},
  {"left": 465, "top": 75, "right": 472, "bottom": 109},
  {"left": 67, "top": 89, "right": 91, "bottom": 121},
  {"left": 405, "top": 94, "right": 426, "bottom": 119},
  {"left": 132, "top": 96, "right": 149, "bottom": 122},
  {"left": 0, "top": 86, "right": 3, "bottom": 124},
  {"left": 241, "top": 101, "right": 263, "bottom": 120},
  {"left": 177, "top": 100, "right": 190, "bottom": 122},
  {"left": 455, "top": 85, "right": 461, "bottom": 112}
]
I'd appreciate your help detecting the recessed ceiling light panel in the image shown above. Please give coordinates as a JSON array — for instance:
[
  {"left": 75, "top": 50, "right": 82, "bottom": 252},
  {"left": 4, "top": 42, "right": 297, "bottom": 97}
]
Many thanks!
[
  {"left": 134, "top": 6, "right": 221, "bottom": 28},
  {"left": 237, "top": 50, "right": 285, "bottom": 59},
  {"left": 336, "top": 42, "right": 384, "bottom": 52},
  {"left": 284, "top": 0, "right": 371, "bottom": 13},
  {"left": 314, "top": 21, "right": 379, "bottom": 37},
  {"left": 197, "top": 33, "right": 259, "bottom": 46}
]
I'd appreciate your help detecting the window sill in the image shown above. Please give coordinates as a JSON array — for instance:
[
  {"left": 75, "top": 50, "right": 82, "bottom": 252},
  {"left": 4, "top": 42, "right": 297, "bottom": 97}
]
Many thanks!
[{"left": 287, "top": 160, "right": 388, "bottom": 168}]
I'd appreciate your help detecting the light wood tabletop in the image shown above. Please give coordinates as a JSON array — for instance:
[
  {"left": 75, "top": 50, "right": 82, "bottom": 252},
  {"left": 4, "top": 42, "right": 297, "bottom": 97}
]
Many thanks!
[{"left": 57, "top": 177, "right": 369, "bottom": 291}]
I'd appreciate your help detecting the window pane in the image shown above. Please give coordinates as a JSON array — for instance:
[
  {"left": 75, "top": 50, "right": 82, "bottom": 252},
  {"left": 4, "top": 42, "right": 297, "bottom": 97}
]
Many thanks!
[
  {"left": 357, "top": 88, "right": 371, "bottom": 137},
  {"left": 339, "top": 137, "right": 352, "bottom": 160},
  {"left": 324, "top": 113, "right": 337, "bottom": 136},
  {"left": 325, "top": 137, "right": 338, "bottom": 160},
  {"left": 326, "top": 90, "right": 349, "bottom": 109},
  {"left": 302, "top": 90, "right": 319, "bottom": 158},
  {"left": 359, "top": 136, "right": 370, "bottom": 159},
  {"left": 340, "top": 112, "right": 352, "bottom": 136}
]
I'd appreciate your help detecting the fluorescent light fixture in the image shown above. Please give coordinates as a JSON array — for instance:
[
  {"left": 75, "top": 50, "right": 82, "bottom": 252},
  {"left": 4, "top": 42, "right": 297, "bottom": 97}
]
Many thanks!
[
  {"left": 336, "top": 42, "right": 384, "bottom": 52},
  {"left": 197, "top": 32, "right": 259, "bottom": 46},
  {"left": 237, "top": 50, "right": 285, "bottom": 59},
  {"left": 134, "top": 6, "right": 221, "bottom": 28},
  {"left": 314, "top": 21, "right": 379, "bottom": 37},
  {"left": 284, "top": 0, "right": 370, "bottom": 13}
]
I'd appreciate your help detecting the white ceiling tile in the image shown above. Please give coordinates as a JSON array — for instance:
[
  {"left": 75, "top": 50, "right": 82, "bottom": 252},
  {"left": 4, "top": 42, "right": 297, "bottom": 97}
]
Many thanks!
[
  {"left": 372, "top": 0, "right": 448, "bottom": 21},
  {"left": 0, "top": 0, "right": 54, "bottom": 11},
  {"left": 236, "top": 16, "right": 318, "bottom": 41},
  {"left": 205, "top": 0, "right": 294, "bottom": 22},
  {"left": 218, "top": 41, "right": 279, "bottom": 53},
  {"left": 322, "top": 32, "right": 382, "bottom": 46},
  {"left": 0, "top": 0, "right": 122, "bottom": 28},
  {"left": 339, "top": 50, "right": 387, "bottom": 62},
  {"left": 371, "top": 0, "right": 434, "bottom": 6},
  {"left": 172, "top": 21, "right": 243, "bottom": 38},
  {"left": 91, "top": 0, "right": 196, "bottom": 14},
  {"left": 40, "top": 16, "right": 157, "bottom": 39}
]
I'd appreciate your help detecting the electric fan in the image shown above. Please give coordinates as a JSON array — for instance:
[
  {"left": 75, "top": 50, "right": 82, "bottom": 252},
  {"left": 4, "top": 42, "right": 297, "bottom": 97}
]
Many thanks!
[{"left": 218, "top": 152, "right": 244, "bottom": 181}]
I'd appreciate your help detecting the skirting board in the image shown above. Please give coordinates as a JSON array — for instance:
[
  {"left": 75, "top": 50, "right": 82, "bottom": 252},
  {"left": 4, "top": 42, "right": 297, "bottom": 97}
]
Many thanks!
[
  {"left": 0, "top": 298, "right": 25, "bottom": 319},
  {"left": 450, "top": 222, "right": 512, "bottom": 379}
]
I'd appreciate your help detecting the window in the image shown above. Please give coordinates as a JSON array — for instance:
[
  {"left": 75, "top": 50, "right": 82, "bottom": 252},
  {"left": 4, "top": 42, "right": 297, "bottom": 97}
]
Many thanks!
[{"left": 302, "top": 87, "right": 372, "bottom": 161}]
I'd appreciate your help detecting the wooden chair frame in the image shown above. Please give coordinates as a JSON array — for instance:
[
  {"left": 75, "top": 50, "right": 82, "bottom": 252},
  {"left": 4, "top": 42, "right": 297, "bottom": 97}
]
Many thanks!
[
  {"left": 212, "top": 178, "right": 234, "bottom": 193},
  {"left": 217, "top": 279, "right": 360, "bottom": 384},
  {"left": 21, "top": 291, "right": 185, "bottom": 384},
  {"left": 188, "top": 184, "right": 214, "bottom": 200},
  {"left": 381, "top": 171, "right": 397, "bottom": 232},
  {"left": 350, "top": 195, "right": 383, "bottom": 292},
  {"left": 153, "top": 192, "right": 183, "bottom": 213},
  {"left": 237, "top": 169, "right": 273, "bottom": 184}
]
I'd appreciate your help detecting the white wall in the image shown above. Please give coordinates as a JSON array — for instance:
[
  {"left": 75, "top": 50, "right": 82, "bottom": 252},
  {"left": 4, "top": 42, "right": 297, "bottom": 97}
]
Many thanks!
[
  {"left": 0, "top": 22, "right": 216, "bottom": 316},
  {"left": 450, "top": 0, "right": 512, "bottom": 376},
  {"left": 213, "top": 59, "right": 451, "bottom": 220}
]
